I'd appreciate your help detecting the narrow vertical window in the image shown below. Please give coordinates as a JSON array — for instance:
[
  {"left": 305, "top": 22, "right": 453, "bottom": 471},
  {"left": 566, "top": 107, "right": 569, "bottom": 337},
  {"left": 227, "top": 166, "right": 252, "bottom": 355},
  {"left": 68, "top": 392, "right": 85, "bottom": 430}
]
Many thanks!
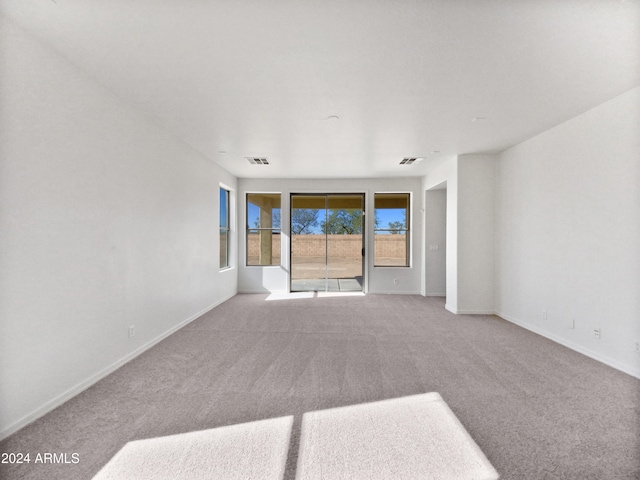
[
  {"left": 220, "top": 187, "right": 230, "bottom": 269},
  {"left": 246, "top": 193, "right": 281, "bottom": 266},
  {"left": 374, "top": 193, "right": 410, "bottom": 267}
]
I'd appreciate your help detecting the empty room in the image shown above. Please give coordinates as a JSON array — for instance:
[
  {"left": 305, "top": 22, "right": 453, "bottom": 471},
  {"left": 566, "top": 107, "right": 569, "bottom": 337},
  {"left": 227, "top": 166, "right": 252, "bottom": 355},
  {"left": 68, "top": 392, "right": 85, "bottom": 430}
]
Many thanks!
[{"left": 1, "top": 1, "right": 638, "bottom": 479}]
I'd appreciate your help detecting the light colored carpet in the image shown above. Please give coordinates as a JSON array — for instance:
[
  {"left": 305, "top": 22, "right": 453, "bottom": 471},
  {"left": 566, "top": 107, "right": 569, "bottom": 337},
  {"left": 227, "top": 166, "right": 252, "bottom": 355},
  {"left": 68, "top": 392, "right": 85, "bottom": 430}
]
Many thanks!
[
  {"left": 92, "top": 416, "right": 293, "bottom": 480},
  {"left": 2, "top": 294, "right": 638, "bottom": 479},
  {"left": 296, "top": 392, "right": 499, "bottom": 480}
]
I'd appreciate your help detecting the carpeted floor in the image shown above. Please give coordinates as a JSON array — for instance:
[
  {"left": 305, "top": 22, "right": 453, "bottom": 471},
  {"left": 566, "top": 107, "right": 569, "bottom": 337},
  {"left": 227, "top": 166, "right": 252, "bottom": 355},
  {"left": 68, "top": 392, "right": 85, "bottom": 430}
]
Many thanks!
[{"left": 1, "top": 294, "right": 639, "bottom": 479}]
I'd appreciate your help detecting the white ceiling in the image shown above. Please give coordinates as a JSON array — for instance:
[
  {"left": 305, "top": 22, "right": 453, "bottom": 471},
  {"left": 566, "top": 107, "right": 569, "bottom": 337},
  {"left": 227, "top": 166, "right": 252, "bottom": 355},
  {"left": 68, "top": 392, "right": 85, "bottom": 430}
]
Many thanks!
[{"left": 2, "top": 0, "right": 639, "bottom": 179}]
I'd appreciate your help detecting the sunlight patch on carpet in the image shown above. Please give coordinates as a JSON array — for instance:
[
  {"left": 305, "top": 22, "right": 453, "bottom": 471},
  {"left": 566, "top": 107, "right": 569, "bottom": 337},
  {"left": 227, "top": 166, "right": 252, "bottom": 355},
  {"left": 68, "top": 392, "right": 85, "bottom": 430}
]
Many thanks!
[
  {"left": 93, "top": 416, "right": 293, "bottom": 480},
  {"left": 296, "top": 392, "right": 499, "bottom": 480},
  {"left": 316, "top": 291, "right": 365, "bottom": 298},
  {"left": 266, "top": 291, "right": 365, "bottom": 301},
  {"left": 266, "top": 292, "right": 315, "bottom": 301}
]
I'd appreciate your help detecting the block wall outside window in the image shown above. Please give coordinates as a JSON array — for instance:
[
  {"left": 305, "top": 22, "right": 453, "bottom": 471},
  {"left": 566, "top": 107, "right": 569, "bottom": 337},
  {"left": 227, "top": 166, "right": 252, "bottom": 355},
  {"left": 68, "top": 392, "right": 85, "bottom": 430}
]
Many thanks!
[{"left": 374, "top": 193, "right": 410, "bottom": 267}]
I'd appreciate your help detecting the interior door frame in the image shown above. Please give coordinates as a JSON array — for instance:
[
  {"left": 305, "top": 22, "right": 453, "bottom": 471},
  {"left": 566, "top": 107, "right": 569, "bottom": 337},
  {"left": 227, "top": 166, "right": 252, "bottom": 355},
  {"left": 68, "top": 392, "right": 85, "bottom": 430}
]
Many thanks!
[{"left": 289, "top": 192, "right": 365, "bottom": 293}]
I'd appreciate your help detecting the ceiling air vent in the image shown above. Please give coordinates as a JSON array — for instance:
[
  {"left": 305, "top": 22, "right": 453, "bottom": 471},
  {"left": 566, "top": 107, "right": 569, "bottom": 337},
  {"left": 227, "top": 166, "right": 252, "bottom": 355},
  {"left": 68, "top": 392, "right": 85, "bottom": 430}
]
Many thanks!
[
  {"left": 247, "top": 157, "right": 269, "bottom": 165},
  {"left": 400, "top": 157, "right": 422, "bottom": 165}
]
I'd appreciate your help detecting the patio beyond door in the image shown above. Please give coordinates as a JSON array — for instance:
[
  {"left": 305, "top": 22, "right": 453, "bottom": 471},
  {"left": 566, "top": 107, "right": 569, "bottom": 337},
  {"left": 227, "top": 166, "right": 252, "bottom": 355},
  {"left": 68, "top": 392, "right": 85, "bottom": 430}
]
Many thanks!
[{"left": 290, "top": 194, "right": 364, "bottom": 292}]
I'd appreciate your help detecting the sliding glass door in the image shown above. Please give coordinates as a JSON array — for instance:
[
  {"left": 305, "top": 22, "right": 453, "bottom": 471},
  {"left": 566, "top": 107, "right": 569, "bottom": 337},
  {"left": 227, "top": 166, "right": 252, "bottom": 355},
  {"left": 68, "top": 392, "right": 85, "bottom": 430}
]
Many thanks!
[
  {"left": 290, "top": 194, "right": 364, "bottom": 292},
  {"left": 291, "top": 195, "right": 326, "bottom": 291}
]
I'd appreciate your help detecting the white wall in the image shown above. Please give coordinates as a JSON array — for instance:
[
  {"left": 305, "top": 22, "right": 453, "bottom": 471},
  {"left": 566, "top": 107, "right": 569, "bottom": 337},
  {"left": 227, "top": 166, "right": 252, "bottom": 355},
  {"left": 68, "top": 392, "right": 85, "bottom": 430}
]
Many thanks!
[
  {"left": 495, "top": 87, "right": 640, "bottom": 378},
  {"left": 237, "top": 177, "right": 423, "bottom": 294},
  {"left": 423, "top": 155, "right": 496, "bottom": 314},
  {"left": 423, "top": 158, "right": 459, "bottom": 311},
  {"left": 0, "top": 18, "right": 237, "bottom": 438},
  {"left": 424, "top": 187, "right": 447, "bottom": 296},
  {"left": 457, "top": 155, "right": 496, "bottom": 314}
]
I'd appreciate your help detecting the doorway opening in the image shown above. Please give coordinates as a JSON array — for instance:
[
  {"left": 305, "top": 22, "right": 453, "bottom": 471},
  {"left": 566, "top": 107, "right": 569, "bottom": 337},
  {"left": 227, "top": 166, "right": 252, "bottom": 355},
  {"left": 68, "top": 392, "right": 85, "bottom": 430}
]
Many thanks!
[{"left": 290, "top": 194, "right": 364, "bottom": 292}]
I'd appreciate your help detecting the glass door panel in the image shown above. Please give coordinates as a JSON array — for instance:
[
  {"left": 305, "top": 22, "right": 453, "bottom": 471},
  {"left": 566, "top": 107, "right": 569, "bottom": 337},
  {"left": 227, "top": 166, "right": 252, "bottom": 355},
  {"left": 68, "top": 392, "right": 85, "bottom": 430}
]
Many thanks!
[
  {"left": 291, "top": 195, "right": 327, "bottom": 292},
  {"left": 326, "top": 195, "right": 363, "bottom": 292},
  {"left": 291, "top": 194, "right": 364, "bottom": 292}
]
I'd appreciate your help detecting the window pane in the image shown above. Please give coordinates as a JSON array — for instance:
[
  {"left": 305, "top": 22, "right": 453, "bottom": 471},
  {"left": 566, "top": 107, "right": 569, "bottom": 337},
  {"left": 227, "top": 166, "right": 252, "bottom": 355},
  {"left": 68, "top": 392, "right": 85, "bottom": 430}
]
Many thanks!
[
  {"left": 220, "top": 229, "right": 229, "bottom": 268},
  {"left": 220, "top": 188, "right": 228, "bottom": 228},
  {"left": 220, "top": 188, "right": 230, "bottom": 269},
  {"left": 247, "top": 194, "right": 281, "bottom": 229},
  {"left": 374, "top": 193, "right": 409, "bottom": 266},
  {"left": 246, "top": 193, "right": 281, "bottom": 266},
  {"left": 374, "top": 230, "right": 407, "bottom": 266},
  {"left": 247, "top": 229, "right": 281, "bottom": 266}
]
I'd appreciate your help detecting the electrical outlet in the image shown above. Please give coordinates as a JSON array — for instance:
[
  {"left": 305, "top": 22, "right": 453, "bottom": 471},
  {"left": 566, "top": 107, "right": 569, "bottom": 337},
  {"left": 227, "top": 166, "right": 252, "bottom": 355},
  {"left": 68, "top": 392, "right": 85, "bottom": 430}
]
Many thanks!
[
  {"left": 635, "top": 341, "right": 640, "bottom": 353},
  {"left": 129, "top": 325, "right": 135, "bottom": 338},
  {"left": 541, "top": 309, "right": 547, "bottom": 320},
  {"left": 593, "top": 328, "right": 601, "bottom": 339},
  {"left": 393, "top": 278, "right": 399, "bottom": 285},
  {"left": 570, "top": 318, "right": 575, "bottom": 329}
]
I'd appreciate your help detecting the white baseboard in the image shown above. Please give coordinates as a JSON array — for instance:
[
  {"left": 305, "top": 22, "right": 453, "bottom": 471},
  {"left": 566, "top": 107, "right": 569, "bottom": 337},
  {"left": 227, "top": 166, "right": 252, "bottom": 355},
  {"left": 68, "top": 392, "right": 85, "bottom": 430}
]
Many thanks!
[
  {"left": 496, "top": 311, "right": 640, "bottom": 380},
  {"left": 425, "top": 292, "right": 446, "bottom": 297},
  {"left": 0, "top": 292, "right": 235, "bottom": 441},
  {"left": 456, "top": 309, "right": 496, "bottom": 315},
  {"left": 445, "top": 304, "right": 496, "bottom": 315}
]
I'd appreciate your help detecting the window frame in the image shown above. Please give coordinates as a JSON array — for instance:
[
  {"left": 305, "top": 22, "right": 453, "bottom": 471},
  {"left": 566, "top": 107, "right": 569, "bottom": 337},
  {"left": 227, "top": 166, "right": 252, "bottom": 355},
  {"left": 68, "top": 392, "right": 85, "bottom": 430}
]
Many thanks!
[
  {"left": 245, "top": 193, "right": 282, "bottom": 267},
  {"left": 373, "top": 192, "right": 410, "bottom": 268},
  {"left": 219, "top": 187, "right": 231, "bottom": 270}
]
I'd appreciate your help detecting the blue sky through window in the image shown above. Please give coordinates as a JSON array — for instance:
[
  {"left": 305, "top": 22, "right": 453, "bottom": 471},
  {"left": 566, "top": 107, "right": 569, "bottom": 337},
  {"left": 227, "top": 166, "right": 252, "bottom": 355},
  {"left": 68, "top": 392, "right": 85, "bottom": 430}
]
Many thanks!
[
  {"left": 376, "top": 208, "right": 405, "bottom": 231},
  {"left": 220, "top": 188, "right": 228, "bottom": 227},
  {"left": 247, "top": 203, "right": 281, "bottom": 229},
  {"left": 247, "top": 205, "right": 405, "bottom": 234}
]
